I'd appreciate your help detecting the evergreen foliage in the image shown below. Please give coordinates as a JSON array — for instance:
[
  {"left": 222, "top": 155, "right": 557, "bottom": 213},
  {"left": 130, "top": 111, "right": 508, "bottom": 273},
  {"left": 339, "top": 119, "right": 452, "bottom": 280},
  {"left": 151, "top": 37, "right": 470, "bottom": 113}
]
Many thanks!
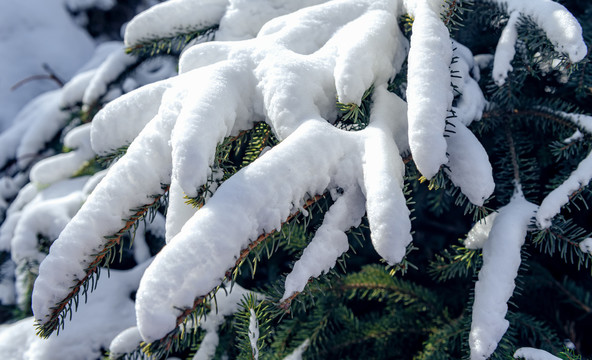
[{"left": 1, "top": 0, "right": 592, "bottom": 359}]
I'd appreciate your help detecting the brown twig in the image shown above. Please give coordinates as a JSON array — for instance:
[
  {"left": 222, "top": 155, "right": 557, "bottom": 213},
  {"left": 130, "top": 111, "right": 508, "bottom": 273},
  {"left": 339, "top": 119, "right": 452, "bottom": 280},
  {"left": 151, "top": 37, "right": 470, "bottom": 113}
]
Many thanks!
[{"left": 11, "top": 64, "right": 64, "bottom": 90}]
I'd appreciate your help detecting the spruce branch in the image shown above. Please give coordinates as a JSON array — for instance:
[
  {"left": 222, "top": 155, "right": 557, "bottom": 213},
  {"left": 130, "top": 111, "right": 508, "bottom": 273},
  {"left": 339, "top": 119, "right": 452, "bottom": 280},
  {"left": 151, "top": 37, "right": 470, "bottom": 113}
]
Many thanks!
[
  {"left": 136, "top": 194, "right": 327, "bottom": 358},
  {"left": 429, "top": 244, "right": 482, "bottom": 282},
  {"left": 125, "top": 25, "right": 218, "bottom": 58},
  {"left": 531, "top": 216, "right": 591, "bottom": 270},
  {"left": 34, "top": 185, "right": 169, "bottom": 338},
  {"left": 505, "top": 119, "right": 522, "bottom": 186},
  {"left": 10, "top": 63, "right": 64, "bottom": 90},
  {"left": 335, "top": 86, "right": 374, "bottom": 131},
  {"left": 441, "top": 0, "right": 473, "bottom": 32}
]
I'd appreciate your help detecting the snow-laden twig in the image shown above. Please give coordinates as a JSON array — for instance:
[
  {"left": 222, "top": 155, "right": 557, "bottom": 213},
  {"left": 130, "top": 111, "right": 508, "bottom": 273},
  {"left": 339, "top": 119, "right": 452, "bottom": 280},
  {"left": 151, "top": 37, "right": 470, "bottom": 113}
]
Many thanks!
[
  {"left": 469, "top": 189, "right": 538, "bottom": 360},
  {"left": 489, "top": 0, "right": 587, "bottom": 63},
  {"left": 536, "top": 150, "right": 592, "bottom": 228},
  {"left": 406, "top": 0, "right": 453, "bottom": 179},
  {"left": 444, "top": 118, "right": 494, "bottom": 206},
  {"left": 492, "top": 11, "right": 519, "bottom": 86},
  {"left": 124, "top": 0, "right": 228, "bottom": 47}
]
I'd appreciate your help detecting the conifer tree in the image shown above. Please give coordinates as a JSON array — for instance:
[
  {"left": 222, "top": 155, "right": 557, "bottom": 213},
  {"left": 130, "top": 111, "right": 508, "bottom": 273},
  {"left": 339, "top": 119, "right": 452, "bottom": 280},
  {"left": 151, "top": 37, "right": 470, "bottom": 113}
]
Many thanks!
[{"left": 1, "top": 0, "right": 592, "bottom": 359}]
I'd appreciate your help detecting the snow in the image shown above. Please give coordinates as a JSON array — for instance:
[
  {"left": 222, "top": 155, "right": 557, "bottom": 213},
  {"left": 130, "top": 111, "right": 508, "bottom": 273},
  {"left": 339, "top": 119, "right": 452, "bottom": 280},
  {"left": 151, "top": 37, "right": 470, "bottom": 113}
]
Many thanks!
[
  {"left": 536, "top": 150, "right": 592, "bottom": 228},
  {"left": 579, "top": 238, "right": 592, "bottom": 254},
  {"left": 134, "top": 121, "right": 353, "bottom": 341},
  {"left": 282, "top": 184, "right": 366, "bottom": 300},
  {"left": 60, "top": 42, "right": 126, "bottom": 108},
  {"left": 0, "top": 91, "right": 67, "bottom": 170},
  {"left": 22, "top": 0, "right": 590, "bottom": 354},
  {"left": 216, "top": 0, "right": 329, "bottom": 41},
  {"left": 564, "top": 130, "right": 583, "bottom": 144},
  {"left": 489, "top": 0, "right": 587, "bottom": 63},
  {"left": 514, "top": 347, "right": 561, "bottom": 360},
  {"left": 0, "top": 263, "right": 147, "bottom": 360},
  {"left": 124, "top": 0, "right": 229, "bottom": 47},
  {"left": 450, "top": 41, "right": 487, "bottom": 126},
  {"left": 444, "top": 118, "right": 494, "bottom": 206},
  {"left": 555, "top": 112, "right": 592, "bottom": 135},
  {"left": 29, "top": 124, "right": 95, "bottom": 186},
  {"left": 282, "top": 339, "right": 310, "bottom": 360},
  {"left": 406, "top": 0, "right": 453, "bottom": 179},
  {"left": 361, "top": 86, "right": 412, "bottom": 265},
  {"left": 469, "top": 190, "right": 538, "bottom": 360},
  {"left": 82, "top": 46, "right": 138, "bottom": 107},
  {"left": 492, "top": 11, "right": 519, "bottom": 86},
  {"left": 464, "top": 212, "right": 499, "bottom": 250},
  {"left": 32, "top": 100, "right": 176, "bottom": 323},
  {"left": 249, "top": 309, "right": 260, "bottom": 360},
  {"left": 90, "top": 80, "right": 171, "bottom": 154},
  {"left": 0, "top": 0, "right": 94, "bottom": 131},
  {"left": 0, "top": 176, "right": 109, "bottom": 309},
  {"left": 108, "top": 327, "right": 144, "bottom": 359},
  {"left": 35, "top": 1, "right": 418, "bottom": 341},
  {"left": 330, "top": 3, "right": 406, "bottom": 105}
]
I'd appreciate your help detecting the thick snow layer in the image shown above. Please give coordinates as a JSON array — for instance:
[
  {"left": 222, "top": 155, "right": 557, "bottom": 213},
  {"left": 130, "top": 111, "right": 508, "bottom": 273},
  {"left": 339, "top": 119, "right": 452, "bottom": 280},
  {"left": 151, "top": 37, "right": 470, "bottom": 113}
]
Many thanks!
[
  {"left": 406, "top": 0, "right": 453, "bottom": 179},
  {"left": 124, "top": 0, "right": 229, "bottom": 46},
  {"left": 216, "top": 0, "right": 329, "bottom": 41},
  {"left": 30, "top": 0, "right": 590, "bottom": 350},
  {"left": 489, "top": 0, "right": 587, "bottom": 63},
  {"left": 492, "top": 11, "right": 519, "bottom": 86},
  {"left": 536, "top": 150, "right": 592, "bottom": 228},
  {"left": 0, "top": 264, "right": 146, "bottom": 360},
  {"left": 514, "top": 347, "right": 561, "bottom": 360},
  {"left": 32, "top": 102, "right": 176, "bottom": 323},
  {"left": 0, "top": 0, "right": 93, "bottom": 131},
  {"left": 91, "top": 80, "right": 171, "bottom": 154},
  {"left": 36, "top": 1, "right": 414, "bottom": 338},
  {"left": 444, "top": 118, "right": 494, "bottom": 206},
  {"left": 362, "top": 86, "right": 412, "bottom": 265},
  {"left": 469, "top": 191, "right": 538, "bottom": 360}
]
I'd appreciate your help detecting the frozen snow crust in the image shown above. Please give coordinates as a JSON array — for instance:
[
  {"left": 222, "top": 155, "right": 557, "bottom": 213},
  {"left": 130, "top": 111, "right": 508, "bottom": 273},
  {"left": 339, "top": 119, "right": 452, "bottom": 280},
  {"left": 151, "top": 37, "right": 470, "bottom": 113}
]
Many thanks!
[{"left": 27, "top": 0, "right": 588, "bottom": 357}]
